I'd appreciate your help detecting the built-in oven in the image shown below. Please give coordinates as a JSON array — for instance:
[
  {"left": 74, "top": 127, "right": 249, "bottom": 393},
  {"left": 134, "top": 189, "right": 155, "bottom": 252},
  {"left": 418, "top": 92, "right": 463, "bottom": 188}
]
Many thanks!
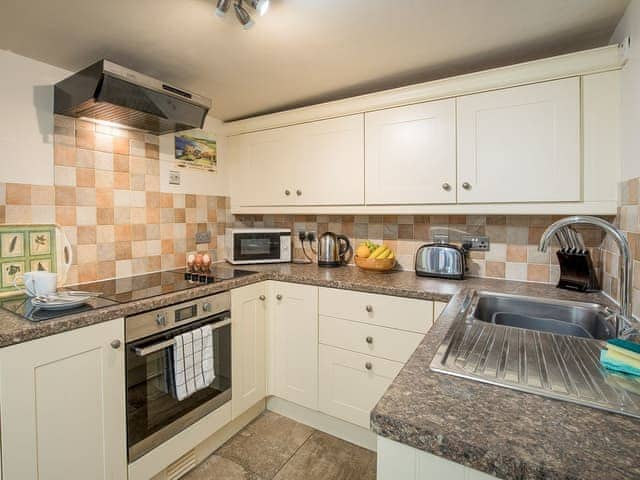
[
  {"left": 125, "top": 292, "right": 231, "bottom": 462},
  {"left": 225, "top": 228, "right": 291, "bottom": 264}
]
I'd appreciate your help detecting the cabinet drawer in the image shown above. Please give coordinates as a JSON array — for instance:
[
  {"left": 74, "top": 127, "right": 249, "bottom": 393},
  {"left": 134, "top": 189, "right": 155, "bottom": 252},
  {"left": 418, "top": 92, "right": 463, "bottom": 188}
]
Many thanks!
[
  {"left": 319, "top": 345, "right": 403, "bottom": 428},
  {"left": 319, "top": 287, "right": 433, "bottom": 333},
  {"left": 320, "top": 315, "right": 423, "bottom": 363}
]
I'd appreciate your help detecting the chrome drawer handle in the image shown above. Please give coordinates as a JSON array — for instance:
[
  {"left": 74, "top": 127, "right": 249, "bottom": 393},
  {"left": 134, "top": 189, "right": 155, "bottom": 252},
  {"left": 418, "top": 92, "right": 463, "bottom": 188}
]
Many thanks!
[
  {"left": 366, "top": 336, "right": 373, "bottom": 344},
  {"left": 276, "top": 294, "right": 283, "bottom": 300},
  {"left": 462, "top": 182, "right": 472, "bottom": 190},
  {"left": 365, "top": 305, "right": 373, "bottom": 313},
  {"left": 442, "top": 182, "right": 451, "bottom": 191},
  {"left": 285, "top": 189, "right": 291, "bottom": 196},
  {"left": 110, "top": 339, "right": 121, "bottom": 349},
  {"left": 259, "top": 295, "right": 266, "bottom": 301},
  {"left": 296, "top": 189, "right": 302, "bottom": 196},
  {"left": 365, "top": 362, "right": 372, "bottom": 370}
]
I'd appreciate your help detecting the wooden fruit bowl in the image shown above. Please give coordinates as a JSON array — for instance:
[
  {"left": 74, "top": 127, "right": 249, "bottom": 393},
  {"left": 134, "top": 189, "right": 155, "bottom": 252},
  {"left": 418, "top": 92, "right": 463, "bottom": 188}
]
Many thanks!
[{"left": 354, "top": 255, "right": 396, "bottom": 272}]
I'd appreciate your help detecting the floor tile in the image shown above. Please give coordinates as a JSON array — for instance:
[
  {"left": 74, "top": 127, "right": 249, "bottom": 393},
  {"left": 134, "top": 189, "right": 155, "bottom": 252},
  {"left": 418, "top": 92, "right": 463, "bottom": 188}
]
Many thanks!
[
  {"left": 183, "top": 455, "right": 263, "bottom": 480},
  {"left": 273, "top": 431, "right": 376, "bottom": 480},
  {"left": 216, "top": 412, "right": 314, "bottom": 479}
]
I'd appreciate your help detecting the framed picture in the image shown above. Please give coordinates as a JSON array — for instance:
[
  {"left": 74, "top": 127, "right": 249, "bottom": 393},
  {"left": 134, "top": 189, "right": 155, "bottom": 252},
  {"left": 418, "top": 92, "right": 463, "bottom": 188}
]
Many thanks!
[
  {"left": 30, "top": 259, "right": 52, "bottom": 272},
  {"left": 1, "top": 232, "right": 25, "bottom": 258},
  {"left": 174, "top": 135, "right": 217, "bottom": 172},
  {"left": 29, "top": 231, "right": 51, "bottom": 255},
  {"left": 2, "top": 261, "right": 25, "bottom": 288}
]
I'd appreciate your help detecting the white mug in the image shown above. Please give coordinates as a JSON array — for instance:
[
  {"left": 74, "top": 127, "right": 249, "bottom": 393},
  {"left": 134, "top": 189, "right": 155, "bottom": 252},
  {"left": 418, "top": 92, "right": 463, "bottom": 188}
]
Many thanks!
[{"left": 19, "top": 271, "right": 58, "bottom": 297}]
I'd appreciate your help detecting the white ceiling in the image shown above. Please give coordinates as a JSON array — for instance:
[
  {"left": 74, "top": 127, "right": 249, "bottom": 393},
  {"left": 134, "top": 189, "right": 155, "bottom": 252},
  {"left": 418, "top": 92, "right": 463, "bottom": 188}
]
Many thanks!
[{"left": 0, "top": 0, "right": 629, "bottom": 121}]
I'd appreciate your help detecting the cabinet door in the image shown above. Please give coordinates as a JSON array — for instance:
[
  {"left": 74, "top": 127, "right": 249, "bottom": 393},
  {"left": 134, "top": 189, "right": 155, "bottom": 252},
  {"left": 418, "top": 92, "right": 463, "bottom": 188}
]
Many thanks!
[
  {"left": 457, "top": 77, "right": 580, "bottom": 203},
  {"left": 230, "top": 127, "right": 298, "bottom": 206},
  {"left": 365, "top": 99, "right": 456, "bottom": 204},
  {"left": 231, "top": 283, "right": 267, "bottom": 419},
  {"left": 293, "top": 114, "right": 364, "bottom": 205},
  {"left": 0, "top": 319, "right": 126, "bottom": 480},
  {"left": 319, "top": 345, "right": 403, "bottom": 428},
  {"left": 270, "top": 282, "right": 318, "bottom": 409}
]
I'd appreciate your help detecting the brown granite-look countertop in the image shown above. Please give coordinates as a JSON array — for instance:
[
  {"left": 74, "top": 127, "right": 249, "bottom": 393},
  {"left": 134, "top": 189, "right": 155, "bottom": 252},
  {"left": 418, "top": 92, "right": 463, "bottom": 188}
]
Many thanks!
[
  {"left": 2, "top": 262, "right": 610, "bottom": 349},
  {"left": 371, "top": 290, "right": 640, "bottom": 480}
]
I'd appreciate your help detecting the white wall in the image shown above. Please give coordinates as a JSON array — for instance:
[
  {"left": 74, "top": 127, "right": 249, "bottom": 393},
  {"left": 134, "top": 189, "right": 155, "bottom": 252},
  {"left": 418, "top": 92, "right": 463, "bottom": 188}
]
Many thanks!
[
  {"left": 0, "top": 50, "right": 70, "bottom": 185},
  {"left": 611, "top": 0, "right": 640, "bottom": 181},
  {"left": 159, "top": 116, "right": 230, "bottom": 196}
]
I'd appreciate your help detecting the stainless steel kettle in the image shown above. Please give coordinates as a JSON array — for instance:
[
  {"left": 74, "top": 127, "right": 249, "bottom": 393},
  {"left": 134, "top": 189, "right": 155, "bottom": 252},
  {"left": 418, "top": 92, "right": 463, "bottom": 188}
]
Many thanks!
[{"left": 317, "top": 232, "right": 352, "bottom": 267}]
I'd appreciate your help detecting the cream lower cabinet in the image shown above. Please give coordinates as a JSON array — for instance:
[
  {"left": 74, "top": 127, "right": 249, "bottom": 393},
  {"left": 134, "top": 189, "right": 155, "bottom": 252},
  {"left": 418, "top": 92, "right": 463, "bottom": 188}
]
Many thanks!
[
  {"left": 317, "top": 288, "right": 445, "bottom": 429},
  {"left": 319, "top": 345, "right": 403, "bottom": 427},
  {"left": 378, "top": 436, "right": 497, "bottom": 480},
  {"left": 0, "top": 318, "right": 126, "bottom": 480},
  {"left": 269, "top": 281, "right": 319, "bottom": 410},
  {"left": 231, "top": 282, "right": 267, "bottom": 419}
]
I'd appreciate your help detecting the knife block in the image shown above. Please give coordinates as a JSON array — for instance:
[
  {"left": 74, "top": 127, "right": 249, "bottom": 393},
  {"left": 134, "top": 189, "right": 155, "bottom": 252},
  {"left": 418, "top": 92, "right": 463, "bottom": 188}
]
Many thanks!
[{"left": 556, "top": 251, "right": 600, "bottom": 292}]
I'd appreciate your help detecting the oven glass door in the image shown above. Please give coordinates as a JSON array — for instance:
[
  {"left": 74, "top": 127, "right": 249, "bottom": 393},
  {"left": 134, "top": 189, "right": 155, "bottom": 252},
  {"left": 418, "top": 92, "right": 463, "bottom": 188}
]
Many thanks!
[
  {"left": 233, "top": 232, "right": 282, "bottom": 261},
  {"left": 126, "top": 314, "right": 231, "bottom": 461}
]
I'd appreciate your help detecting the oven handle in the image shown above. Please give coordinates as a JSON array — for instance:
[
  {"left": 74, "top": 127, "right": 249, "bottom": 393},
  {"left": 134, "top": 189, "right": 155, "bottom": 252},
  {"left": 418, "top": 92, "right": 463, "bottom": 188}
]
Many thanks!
[{"left": 131, "top": 318, "right": 231, "bottom": 357}]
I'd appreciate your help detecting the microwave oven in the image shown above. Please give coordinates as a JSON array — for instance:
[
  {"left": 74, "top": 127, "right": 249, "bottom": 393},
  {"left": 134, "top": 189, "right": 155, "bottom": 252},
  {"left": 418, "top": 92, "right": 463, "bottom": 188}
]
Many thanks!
[{"left": 225, "top": 228, "right": 292, "bottom": 264}]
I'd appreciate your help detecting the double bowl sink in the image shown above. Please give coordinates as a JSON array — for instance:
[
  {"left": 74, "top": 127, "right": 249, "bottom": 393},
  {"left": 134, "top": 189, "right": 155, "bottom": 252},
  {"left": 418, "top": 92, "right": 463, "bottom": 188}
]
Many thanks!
[{"left": 431, "top": 291, "right": 640, "bottom": 418}]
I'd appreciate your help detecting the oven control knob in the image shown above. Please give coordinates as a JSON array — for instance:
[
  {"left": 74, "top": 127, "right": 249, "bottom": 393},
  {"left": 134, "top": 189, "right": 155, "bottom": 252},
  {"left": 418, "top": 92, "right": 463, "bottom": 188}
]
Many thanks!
[
  {"left": 156, "top": 313, "right": 166, "bottom": 326},
  {"left": 203, "top": 302, "right": 212, "bottom": 312}
]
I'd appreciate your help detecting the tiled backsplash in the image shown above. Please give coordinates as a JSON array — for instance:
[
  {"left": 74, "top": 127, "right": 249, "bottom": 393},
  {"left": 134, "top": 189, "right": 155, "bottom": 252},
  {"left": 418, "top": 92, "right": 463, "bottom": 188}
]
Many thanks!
[
  {"left": 234, "top": 214, "right": 607, "bottom": 284},
  {"left": 0, "top": 115, "right": 232, "bottom": 285},
  {"left": 601, "top": 176, "right": 640, "bottom": 318}
]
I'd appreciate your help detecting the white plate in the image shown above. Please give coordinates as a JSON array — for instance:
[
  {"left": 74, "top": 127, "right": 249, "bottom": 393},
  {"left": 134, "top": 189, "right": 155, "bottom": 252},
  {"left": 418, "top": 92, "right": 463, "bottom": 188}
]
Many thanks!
[{"left": 31, "top": 295, "right": 91, "bottom": 311}]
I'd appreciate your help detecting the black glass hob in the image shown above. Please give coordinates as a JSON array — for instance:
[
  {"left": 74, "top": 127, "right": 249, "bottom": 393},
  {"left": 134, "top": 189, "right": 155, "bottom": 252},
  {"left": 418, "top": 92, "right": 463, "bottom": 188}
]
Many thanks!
[{"left": 0, "top": 267, "right": 256, "bottom": 322}]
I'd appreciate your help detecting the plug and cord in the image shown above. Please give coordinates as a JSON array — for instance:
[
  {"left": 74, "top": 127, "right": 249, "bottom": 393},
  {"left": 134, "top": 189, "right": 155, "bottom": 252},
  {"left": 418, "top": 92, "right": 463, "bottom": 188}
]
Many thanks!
[{"left": 293, "top": 231, "right": 316, "bottom": 264}]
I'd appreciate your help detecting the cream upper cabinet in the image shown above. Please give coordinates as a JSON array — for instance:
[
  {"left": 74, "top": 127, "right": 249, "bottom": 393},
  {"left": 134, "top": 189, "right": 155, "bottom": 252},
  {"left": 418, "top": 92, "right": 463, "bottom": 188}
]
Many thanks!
[
  {"left": 0, "top": 318, "right": 126, "bottom": 480},
  {"left": 291, "top": 114, "right": 364, "bottom": 205},
  {"left": 365, "top": 99, "right": 456, "bottom": 204},
  {"left": 231, "top": 283, "right": 267, "bottom": 419},
  {"left": 230, "top": 115, "right": 364, "bottom": 207},
  {"left": 229, "top": 126, "right": 297, "bottom": 206},
  {"left": 269, "top": 282, "right": 319, "bottom": 410},
  {"left": 456, "top": 77, "right": 581, "bottom": 203}
]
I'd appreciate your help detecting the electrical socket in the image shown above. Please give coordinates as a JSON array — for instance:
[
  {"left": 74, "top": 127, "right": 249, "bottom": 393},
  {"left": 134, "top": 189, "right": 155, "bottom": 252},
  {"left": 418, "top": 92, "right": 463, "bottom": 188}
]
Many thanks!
[
  {"left": 462, "top": 235, "right": 490, "bottom": 251},
  {"left": 297, "top": 231, "right": 317, "bottom": 242},
  {"left": 195, "top": 231, "right": 211, "bottom": 244}
]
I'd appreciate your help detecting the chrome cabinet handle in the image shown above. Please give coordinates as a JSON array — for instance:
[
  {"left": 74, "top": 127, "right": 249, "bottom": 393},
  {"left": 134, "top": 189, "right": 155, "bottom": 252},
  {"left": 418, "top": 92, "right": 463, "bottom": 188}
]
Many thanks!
[
  {"left": 276, "top": 294, "right": 283, "bottom": 300},
  {"left": 365, "top": 305, "right": 373, "bottom": 313},
  {"left": 365, "top": 362, "right": 372, "bottom": 370},
  {"left": 366, "top": 336, "right": 373, "bottom": 344},
  {"left": 285, "top": 189, "right": 291, "bottom": 196},
  {"left": 442, "top": 182, "right": 451, "bottom": 191},
  {"left": 296, "top": 189, "right": 302, "bottom": 196},
  {"left": 462, "top": 182, "right": 472, "bottom": 190},
  {"left": 259, "top": 295, "right": 266, "bottom": 301},
  {"left": 110, "top": 339, "right": 121, "bottom": 349}
]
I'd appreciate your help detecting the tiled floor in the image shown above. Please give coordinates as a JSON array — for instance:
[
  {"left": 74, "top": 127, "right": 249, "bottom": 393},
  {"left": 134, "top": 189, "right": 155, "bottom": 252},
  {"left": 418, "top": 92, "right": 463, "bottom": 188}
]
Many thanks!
[{"left": 183, "top": 411, "right": 377, "bottom": 480}]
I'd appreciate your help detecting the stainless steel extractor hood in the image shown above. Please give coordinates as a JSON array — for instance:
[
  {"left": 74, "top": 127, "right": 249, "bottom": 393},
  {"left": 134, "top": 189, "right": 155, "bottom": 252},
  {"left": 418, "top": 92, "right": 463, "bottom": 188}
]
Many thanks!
[{"left": 54, "top": 60, "right": 212, "bottom": 135}]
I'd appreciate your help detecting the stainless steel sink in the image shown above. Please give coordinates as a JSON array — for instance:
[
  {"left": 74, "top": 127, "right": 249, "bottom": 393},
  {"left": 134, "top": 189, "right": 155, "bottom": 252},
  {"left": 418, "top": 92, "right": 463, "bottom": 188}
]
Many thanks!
[
  {"left": 472, "top": 293, "right": 616, "bottom": 340},
  {"left": 431, "top": 291, "right": 640, "bottom": 419}
]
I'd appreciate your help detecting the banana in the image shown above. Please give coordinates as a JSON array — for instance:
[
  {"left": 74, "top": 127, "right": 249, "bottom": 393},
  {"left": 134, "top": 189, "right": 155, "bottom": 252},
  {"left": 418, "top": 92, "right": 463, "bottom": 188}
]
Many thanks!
[
  {"left": 388, "top": 251, "right": 395, "bottom": 260},
  {"left": 377, "top": 248, "right": 391, "bottom": 259},
  {"left": 370, "top": 246, "right": 386, "bottom": 258}
]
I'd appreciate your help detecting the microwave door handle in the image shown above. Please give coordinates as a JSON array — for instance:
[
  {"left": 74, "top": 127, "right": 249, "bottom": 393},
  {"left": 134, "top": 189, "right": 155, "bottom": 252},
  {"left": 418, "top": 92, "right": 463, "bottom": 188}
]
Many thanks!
[{"left": 132, "top": 318, "right": 231, "bottom": 357}]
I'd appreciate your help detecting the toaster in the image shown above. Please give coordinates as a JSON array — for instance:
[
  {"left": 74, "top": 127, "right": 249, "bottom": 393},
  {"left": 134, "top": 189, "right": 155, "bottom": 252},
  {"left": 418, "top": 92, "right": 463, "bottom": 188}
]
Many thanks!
[{"left": 415, "top": 243, "right": 466, "bottom": 280}]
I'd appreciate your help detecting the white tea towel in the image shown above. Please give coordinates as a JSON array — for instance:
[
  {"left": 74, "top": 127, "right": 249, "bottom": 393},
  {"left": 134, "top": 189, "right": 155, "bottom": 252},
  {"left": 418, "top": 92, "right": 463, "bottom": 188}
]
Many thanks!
[{"left": 173, "top": 325, "right": 216, "bottom": 401}]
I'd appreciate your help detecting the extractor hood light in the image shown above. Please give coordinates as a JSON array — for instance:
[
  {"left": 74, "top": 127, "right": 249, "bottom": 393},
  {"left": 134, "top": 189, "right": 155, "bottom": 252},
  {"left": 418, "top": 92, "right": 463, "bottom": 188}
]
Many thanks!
[
  {"left": 215, "top": 0, "right": 230, "bottom": 17},
  {"left": 234, "top": 0, "right": 254, "bottom": 29},
  {"left": 250, "top": 0, "right": 269, "bottom": 16}
]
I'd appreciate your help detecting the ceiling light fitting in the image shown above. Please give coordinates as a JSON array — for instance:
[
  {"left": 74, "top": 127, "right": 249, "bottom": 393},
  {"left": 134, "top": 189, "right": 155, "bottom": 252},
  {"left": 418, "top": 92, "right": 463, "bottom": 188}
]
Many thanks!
[{"left": 216, "top": 0, "right": 269, "bottom": 29}]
